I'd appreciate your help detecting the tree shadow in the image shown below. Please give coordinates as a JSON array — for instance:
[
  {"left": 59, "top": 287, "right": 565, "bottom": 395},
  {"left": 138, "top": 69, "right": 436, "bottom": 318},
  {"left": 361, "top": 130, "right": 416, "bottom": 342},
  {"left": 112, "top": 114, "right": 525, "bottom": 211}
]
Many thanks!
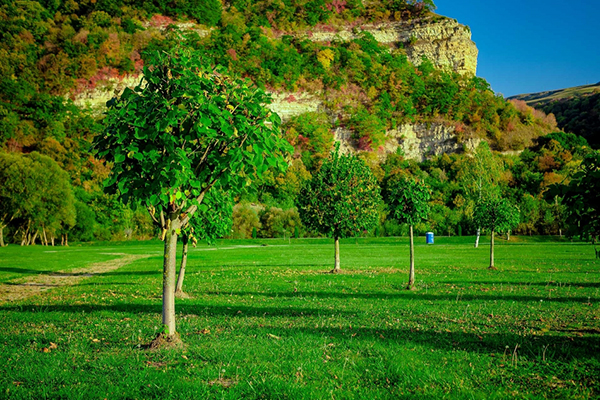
[
  {"left": 1, "top": 302, "right": 597, "bottom": 362},
  {"left": 438, "top": 280, "right": 600, "bottom": 288},
  {"left": 0, "top": 267, "right": 54, "bottom": 275},
  {"left": 0, "top": 302, "right": 356, "bottom": 319},
  {"left": 202, "top": 290, "right": 599, "bottom": 303},
  {"left": 272, "top": 325, "right": 600, "bottom": 362}
]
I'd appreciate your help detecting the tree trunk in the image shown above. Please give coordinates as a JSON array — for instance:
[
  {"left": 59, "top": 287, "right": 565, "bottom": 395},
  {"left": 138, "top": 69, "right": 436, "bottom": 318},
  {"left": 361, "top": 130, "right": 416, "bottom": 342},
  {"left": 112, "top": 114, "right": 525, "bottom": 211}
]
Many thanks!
[
  {"left": 21, "top": 227, "right": 29, "bottom": 246},
  {"left": 162, "top": 216, "right": 180, "bottom": 337},
  {"left": 64, "top": 233, "right": 69, "bottom": 247},
  {"left": 489, "top": 229, "right": 496, "bottom": 270},
  {"left": 175, "top": 234, "right": 189, "bottom": 295},
  {"left": 506, "top": 231, "right": 510, "bottom": 241},
  {"left": 407, "top": 225, "right": 415, "bottom": 290},
  {"left": 0, "top": 225, "right": 5, "bottom": 247},
  {"left": 21, "top": 221, "right": 31, "bottom": 246},
  {"left": 61, "top": 235, "right": 64, "bottom": 246},
  {"left": 475, "top": 228, "right": 481, "bottom": 248},
  {"left": 332, "top": 236, "right": 340, "bottom": 273},
  {"left": 51, "top": 236, "right": 55, "bottom": 246},
  {"left": 43, "top": 228, "right": 48, "bottom": 246}
]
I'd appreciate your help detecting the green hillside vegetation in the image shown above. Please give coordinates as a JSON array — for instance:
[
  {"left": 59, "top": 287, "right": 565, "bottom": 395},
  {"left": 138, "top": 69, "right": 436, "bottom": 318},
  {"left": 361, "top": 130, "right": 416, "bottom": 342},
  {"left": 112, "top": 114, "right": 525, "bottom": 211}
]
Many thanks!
[
  {"left": 508, "top": 82, "right": 600, "bottom": 107},
  {"left": 508, "top": 84, "right": 600, "bottom": 149},
  {"left": 0, "top": 0, "right": 588, "bottom": 246},
  {"left": 539, "top": 93, "right": 600, "bottom": 149}
]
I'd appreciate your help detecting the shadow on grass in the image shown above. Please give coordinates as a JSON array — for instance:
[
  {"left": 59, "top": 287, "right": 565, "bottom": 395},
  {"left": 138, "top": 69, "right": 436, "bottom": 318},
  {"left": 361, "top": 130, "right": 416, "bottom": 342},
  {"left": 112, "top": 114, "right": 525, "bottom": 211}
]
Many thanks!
[
  {"left": 437, "top": 280, "right": 600, "bottom": 288},
  {"left": 0, "top": 267, "right": 55, "bottom": 275},
  {"left": 202, "top": 290, "right": 599, "bottom": 303},
  {"left": 1, "top": 303, "right": 598, "bottom": 362},
  {"left": 259, "top": 325, "right": 600, "bottom": 362},
  {"left": 0, "top": 268, "right": 160, "bottom": 277},
  {"left": 0, "top": 302, "right": 356, "bottom": 319}
]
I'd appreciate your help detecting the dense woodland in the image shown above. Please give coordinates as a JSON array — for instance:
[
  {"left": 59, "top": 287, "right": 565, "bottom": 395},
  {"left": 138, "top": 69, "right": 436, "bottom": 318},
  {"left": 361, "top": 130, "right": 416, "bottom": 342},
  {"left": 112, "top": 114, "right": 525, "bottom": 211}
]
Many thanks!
[
  {"left": 538, "top": 91, "right": 600, "bottom": 149},
  {"left": 0, "top": 0, "right": 596, "bottom": 245}
]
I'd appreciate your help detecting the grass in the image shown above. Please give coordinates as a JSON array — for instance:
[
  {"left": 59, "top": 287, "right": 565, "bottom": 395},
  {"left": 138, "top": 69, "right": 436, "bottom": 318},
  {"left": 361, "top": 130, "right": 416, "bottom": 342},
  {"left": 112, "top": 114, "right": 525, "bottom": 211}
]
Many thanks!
[{"left": 0, "top": 236, "right": 599, "bottom": 399}]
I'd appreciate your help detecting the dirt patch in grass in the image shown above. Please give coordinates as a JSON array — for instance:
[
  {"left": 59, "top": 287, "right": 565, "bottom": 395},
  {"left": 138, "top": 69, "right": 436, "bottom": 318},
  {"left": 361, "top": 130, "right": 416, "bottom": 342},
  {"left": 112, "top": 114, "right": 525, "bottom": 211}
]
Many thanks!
[
  {"left": 147, "top": 332, "right": 185, "bottom": 351},
  {"left": 208, "top": 377, "right": 238, "bottom": 388},
  {"left": 0, "top": 253, "right": 151, "bottom": 303}
]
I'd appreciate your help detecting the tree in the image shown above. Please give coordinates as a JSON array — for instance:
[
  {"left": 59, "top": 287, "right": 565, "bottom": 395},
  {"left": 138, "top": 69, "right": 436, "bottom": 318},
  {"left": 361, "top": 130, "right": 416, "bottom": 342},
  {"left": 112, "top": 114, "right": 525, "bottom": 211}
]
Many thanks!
[
  {"left": 175, "top": 187, "right": 233, "bottom": 296},
  {"left": 0, "top": 152, "right": 24, "bottom": 246},
  {"left": 457, "top": 142, "right": 504, "bottom": 247},
  {"left": 473, "top": 197, "right": 520, "bottom": 269},
  {"left": 548, "top": 150, "right": 600, "bottom": 246},
  {"left": 0, "top": 151, "right": 75, "bottom": 246},
  {"left": 297, "top": 145, "right": 381, "bottom": 273},
  {"left": 385, "top": 175, "right": 430, "bottom": 290},
  {"left": 93, "top": 47, "right": 291, "bottom": 341}
]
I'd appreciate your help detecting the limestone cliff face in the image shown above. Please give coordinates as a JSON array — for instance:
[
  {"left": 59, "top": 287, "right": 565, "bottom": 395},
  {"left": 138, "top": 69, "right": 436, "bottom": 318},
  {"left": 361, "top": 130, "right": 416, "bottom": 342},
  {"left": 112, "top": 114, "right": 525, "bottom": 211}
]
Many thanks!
[
  {"left": 74, "top": 15, "right": 479, "bottom": 161},
  {"left": 334, "top": 123, "right": 481, "bottom": 162},
  {"left": 308, "top": 16, "right": 477, "bottom": 75}
]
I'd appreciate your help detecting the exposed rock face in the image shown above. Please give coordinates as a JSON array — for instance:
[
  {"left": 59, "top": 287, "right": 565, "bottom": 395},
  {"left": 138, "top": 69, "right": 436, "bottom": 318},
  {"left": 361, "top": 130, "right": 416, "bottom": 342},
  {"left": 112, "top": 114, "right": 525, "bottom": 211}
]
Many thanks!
[
  {"left": 270, "top": 92, "right": 323, "bottom": 121},
  {"left": 308, "top": 16, "right": 478, "bottom": 75},
  {"left": 74, "top": 75, "right": 141, "bottom": 110},
  {"left": 386, "top": 123, "right": 480, "bottom": 161},
  {"left": 73, "top": 15, "right": 479, "bottom": 161},
  {"left": 334, "top": 123, "right": 480, "bottom": 162}
]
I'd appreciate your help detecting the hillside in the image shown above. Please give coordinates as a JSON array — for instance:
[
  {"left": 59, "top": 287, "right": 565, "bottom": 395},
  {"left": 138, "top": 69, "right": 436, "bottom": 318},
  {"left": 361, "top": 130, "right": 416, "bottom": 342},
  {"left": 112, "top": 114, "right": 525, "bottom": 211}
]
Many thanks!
[
  {"left": 508, "top": 84, "right": 600, "bottom": 148},
  {"left": 1, "top": 0, "right": 578, "bottom": 246},
  {"left": 507, "top": 82, "right": 600, "bottom": 107}
]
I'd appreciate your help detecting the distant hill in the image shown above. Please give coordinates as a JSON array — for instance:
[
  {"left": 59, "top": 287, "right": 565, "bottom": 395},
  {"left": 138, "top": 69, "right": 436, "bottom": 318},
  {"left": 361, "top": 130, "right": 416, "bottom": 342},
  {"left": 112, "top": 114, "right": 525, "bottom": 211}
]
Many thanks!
[
  {"left": 507, "top": 82, "right": 600, "bottom": 107},
  {"left": 508, "top": 83, "right": 600, "bottom": 149}
]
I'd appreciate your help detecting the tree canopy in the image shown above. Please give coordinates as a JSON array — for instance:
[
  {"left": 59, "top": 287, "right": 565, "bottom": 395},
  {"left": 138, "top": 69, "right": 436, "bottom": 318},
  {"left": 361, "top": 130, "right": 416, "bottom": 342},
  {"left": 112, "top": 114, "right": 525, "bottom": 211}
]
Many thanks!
[
  {"left": 385, "top": 174, "right": 431, "bottom": 227},
  {"left": 297, "top": 145, "right": 381, "bottom": 240},
  {"left": 0, "top": 152, "right": 76, "bottom": 246},
  {"left": 94, "top": 46, "right": 291, "bottom": 339},
  {"left": 473, "top": 197, "right": 520, "bottom": 235},
  {"left": 549, "top": 150, "right": 600, "bottom": 241}
]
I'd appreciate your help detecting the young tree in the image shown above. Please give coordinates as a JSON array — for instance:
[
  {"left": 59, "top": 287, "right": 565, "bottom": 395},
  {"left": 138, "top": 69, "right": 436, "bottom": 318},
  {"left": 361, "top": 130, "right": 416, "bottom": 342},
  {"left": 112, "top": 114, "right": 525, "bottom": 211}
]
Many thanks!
[
  {"left": 94, "top": 47, "right": 291, "bottom": 340},
  {"left": 548, "top": 150, "right": 600, "bottom": 249},
  {"left": 297, "top": 145, "right": 381, "bottom": 273},
  {"left": 473, "top": 197, "right": 520, "bottom": 269},
  {"left": 175, "top": 187, "right": 233, "bottom": 296},
  {"left": 385, "top": 175, "right": 430, "bottom": 290},
  {"left": 457, "top": 142, "right": 504, "bottom": 247}
]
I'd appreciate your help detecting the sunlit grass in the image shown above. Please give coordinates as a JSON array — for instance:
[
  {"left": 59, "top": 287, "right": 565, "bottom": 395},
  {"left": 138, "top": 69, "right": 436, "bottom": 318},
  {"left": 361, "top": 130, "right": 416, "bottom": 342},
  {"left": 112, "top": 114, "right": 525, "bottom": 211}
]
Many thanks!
[{"left": 0, "top": 236, "right": 598, "bottom": 399}]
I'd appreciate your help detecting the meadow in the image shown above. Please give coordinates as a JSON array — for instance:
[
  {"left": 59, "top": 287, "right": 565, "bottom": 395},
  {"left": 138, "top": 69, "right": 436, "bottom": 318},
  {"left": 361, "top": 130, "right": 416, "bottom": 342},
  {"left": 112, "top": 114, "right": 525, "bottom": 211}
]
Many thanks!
[{"left": 0, "top": 236, "right": 598, "bottom": 399}]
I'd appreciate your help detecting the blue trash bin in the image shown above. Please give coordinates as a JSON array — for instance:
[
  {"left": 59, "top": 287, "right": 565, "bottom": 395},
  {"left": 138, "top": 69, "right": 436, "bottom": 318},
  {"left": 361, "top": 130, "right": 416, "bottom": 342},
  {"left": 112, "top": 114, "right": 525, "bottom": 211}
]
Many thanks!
[{"left": 426, "top": 232, "right": 434, "bottom": 244}]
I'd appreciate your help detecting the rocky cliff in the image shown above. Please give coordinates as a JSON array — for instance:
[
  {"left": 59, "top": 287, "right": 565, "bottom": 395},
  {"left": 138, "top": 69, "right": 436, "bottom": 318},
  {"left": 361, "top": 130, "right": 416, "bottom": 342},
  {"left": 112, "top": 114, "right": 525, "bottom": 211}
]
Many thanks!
[
  {"left": 334, "top": 122, "right": 480, "bottom": 162},
  {"left": 74, "top": 15, "right": 479, "bottom": 161},
  {"left": 308, "top": 16, "right": 477, "bottom": 75}
]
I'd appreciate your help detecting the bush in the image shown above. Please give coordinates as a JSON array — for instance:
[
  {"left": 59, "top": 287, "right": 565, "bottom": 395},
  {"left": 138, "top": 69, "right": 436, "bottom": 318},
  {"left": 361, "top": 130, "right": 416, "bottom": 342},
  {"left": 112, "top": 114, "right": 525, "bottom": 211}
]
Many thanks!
[
  {"left": 259, "top": 207, "right": 303, "bottom": 238},
  {"left": 231, "top": 203, "right": 262, "bottom": 239}
]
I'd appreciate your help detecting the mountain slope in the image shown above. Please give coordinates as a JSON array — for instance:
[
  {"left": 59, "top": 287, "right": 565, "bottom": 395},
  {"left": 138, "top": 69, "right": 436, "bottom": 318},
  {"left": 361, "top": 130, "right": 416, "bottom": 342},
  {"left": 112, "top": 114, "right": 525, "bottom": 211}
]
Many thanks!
[
  {"left": 508, "top": 83, "right": 600, "bottom": 148},
  {"left": 507, "top": 82, "right": 600, "bottom": 107}
]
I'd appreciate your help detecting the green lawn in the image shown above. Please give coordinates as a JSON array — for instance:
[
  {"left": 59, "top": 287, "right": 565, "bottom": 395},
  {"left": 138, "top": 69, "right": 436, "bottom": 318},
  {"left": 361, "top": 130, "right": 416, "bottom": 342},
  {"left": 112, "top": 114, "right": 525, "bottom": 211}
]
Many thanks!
[{"left": 0, "top": 236, "right": 598, "bottom": 399}]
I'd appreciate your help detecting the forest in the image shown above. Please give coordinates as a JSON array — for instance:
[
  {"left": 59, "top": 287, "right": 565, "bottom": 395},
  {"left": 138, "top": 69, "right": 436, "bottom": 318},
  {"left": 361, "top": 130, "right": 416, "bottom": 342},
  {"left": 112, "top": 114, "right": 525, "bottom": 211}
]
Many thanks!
[
  {"left": 0, "top": 0, "right": 596, "bottom": 246},
  {"left": 540, "top": 91, "right": 600, "bottom": 149}
]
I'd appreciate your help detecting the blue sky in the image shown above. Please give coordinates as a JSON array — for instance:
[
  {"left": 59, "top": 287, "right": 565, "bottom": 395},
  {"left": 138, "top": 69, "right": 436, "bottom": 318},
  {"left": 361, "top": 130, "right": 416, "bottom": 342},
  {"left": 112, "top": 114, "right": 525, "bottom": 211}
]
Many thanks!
[{"left": 434, "top": 0, "right": 600, "bottom": 97}]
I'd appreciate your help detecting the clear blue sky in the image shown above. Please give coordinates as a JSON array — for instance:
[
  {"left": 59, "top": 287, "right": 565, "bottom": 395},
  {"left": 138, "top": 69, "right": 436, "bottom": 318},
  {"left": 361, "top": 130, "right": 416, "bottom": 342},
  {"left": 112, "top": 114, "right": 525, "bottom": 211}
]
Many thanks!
[{"left": 434, "top": 0, "right": 600, "bottom": 97}]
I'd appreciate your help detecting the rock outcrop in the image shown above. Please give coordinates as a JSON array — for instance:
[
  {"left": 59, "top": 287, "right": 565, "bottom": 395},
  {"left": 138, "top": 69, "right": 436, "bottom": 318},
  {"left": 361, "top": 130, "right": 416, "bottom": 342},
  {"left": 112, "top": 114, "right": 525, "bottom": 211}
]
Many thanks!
[
  {"left": 73, "top": 15, "right": 479, "bottom": 161},
  {"left": 308, "top": 16, "right": 477, "bottom": 75},
  {"left": 334, "top": 123, "right": 481, "bottom": 162}
]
